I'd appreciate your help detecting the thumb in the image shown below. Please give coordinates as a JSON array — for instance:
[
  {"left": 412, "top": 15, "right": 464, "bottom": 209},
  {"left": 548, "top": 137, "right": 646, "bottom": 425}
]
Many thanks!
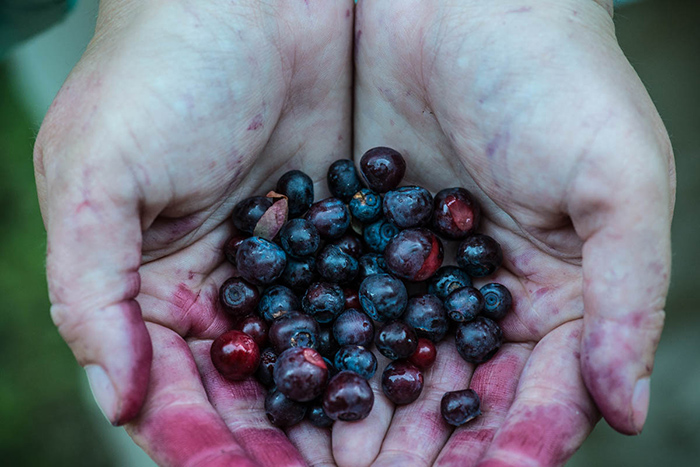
[{"left": 38, "top": 143, "right": 152, "bottom": 426}]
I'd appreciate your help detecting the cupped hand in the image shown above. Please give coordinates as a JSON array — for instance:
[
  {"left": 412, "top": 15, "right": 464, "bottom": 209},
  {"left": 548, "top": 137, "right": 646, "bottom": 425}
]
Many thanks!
[
  {"left": 336, "top": 1, "right": 675, "bottom": 466},
  {"left": 34, "top": 0, "right": 353, "bottom": 465}
]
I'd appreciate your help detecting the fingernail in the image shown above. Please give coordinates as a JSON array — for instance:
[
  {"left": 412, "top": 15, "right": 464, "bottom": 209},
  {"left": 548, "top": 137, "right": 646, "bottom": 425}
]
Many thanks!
[
  {"left": 85, "top": 364, "right": 118, "bottom": 423},
  {"left": 632, "top": 377, "right": 650, "bottom": 433}
]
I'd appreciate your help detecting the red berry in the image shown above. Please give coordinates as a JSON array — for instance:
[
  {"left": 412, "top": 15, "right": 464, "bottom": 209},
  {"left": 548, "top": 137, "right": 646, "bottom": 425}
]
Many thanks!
[
  {"left": 210, "top": 330, "right": 260, "bottom": 381},
  {"left": 343, "top": 288, "right": 360, "bottom": 310},
  {"left": 409, "top": 338, "right": 437, "bottom": 370}
]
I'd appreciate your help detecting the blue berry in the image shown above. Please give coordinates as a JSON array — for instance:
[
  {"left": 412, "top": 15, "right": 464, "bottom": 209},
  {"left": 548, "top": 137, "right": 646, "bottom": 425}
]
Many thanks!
[
  {"left": 428, "top": 266, "right": 472, "bottom": 300},
  {"left": 273, "top": 347, "right": 329, "bottom": 402},
  {"left": 219, "top": 277, "right": 260, "bottom": 318},
  {"left": 357, "top": 253, "right": 389, "bottom": 282},
  {"left": 280, "top": 256, "right": 317, "bottom": 291},
  {"left": 276, "top": 170, "right": 314, "bottom": 218},
  {"left": 441, "top": 389, "right": 481, "bottom": 426},
  {"left": 305, "top": 198, "right": 351, "bottom": 239},
  {"left": 384, "top": 228, "right": 444, "bottom": 281},
  {"left": 455, "top": 317, "right": 503, "bottom": 363},
  {"left": 349, "top": 189, "right": 383, "bottom": 224},
  {"left": 382, "top": 186, "right": 434, "bottom": 228},
  {"left": 268, "top": 311, "right": 320, "bottom": 353},
  {"left": 363, "top": 219, "right": 399, "bottom": 253},
  {"left": 308, "top": 402, "right": 334, "bottom": 428},
  {"left": 402, "top": 294, "right": 449, "bottom": 342},
  {"left": 279, "top": 218, "right": 320, "bottom": 258},
  {"left": 257, "top": 285, "right": 301, "bottom": 322},
  {"left": 480, "top": 283, "right": 512, "bottom": 320},
  {"left": 328, "top": 159, "right": 363, "bottom": 202},
  {"left": 359, "top": 273, "right": 408, "bottom": 322},
  {"left": 236, "top": 237, "right": 287, "bottom": 285},
  {"left": 316, "top": 244, "right": 359, "bottom": 284},
  {"left": 302, "top": 282, "right": 345, "bottom": 324},
  {"left": 331, "top": 233, "right": 364, "bottom": 259},
  {"left": 456, "top": 234, "right": 503, "bottom": 277},
  {"left": 265, "top": 388, "right": 307, "bottom": 428},
  {"left": 232, "top": 196, "right": 273, "bottom": 234},
  {"left": 334, "top": 345, "right": 378, "bottom": 380},
  {"left": 333, "top": 308, "right": 374, "bottom": 347},
  {"left": 444, "top": 286, "right": 484, "bottom": 323}
]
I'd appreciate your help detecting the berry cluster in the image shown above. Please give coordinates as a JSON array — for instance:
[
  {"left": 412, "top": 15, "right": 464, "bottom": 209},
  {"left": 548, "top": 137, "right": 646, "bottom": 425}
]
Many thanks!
[{"left": 211, "top": 147, "right": 512, "bottom": 429}]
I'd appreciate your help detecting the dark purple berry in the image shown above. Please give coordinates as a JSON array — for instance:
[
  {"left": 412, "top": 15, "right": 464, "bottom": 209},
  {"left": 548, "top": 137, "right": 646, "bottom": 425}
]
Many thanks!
[
  {"left": 305, "top": 198, "right": 351, "bottom": 239},
  {"left": 332, "top": 233, "right": 364, "bottom": 259},
  {"left": 441, "top": 389, "right": 481, "bottom": 426},
  {"left": 382, "top": 186, "right": 434, "bottom": 228},
  {"left": 327, "top": 159, "right": 363, "bottom": 202},
  {"left": 432, "top": 188, "right": 481, "bottom": 239},
  {"left": 479, "top": 283, "right": 513, "bottom": 320},
  {"left": 280, "top": 256, "right": 317, "bottom": 291},
  {"left": 428, "top": 266, "right": 472, "bottom": 300},
  {"left": 316, "top": 244, "right": 359, "bottom": 284},
  {"left": 334, "top": 345, "right": 378, "bottom": 380},
  {"left": 343, "top": 288, "right": 360, "bottom": 310},
  {"left": 381, "top": 360, "right": 423, "bottom": 405},
  {"left": 237, "top": 315, "right": 268, "bottom": 348},
  {"left": 219, "top": 278, "right": 260, "bottom": 318},
  {"left": 257, "top": 285, "right": 301, "bottom": 322},
  {"left": 302, "top": 282, "right": 345, "bottom": 324},
  {"left": 323, "top": 371, "right": 374, "bottom": 421},
  {"left": 455, "top": 317, "right": 503, "bottom": 363},
  {"left": 317, "top": 326, "right": 339, "bottom": 358},
  {"left": 333, "top": 308, "right": 374, "bottom": 347},
  {"left": 357, "top": 253, "right": 388, "bottom": 282},
  {"left": 210, "top": 330, "right": 260, "bottom": 381},
  {"left": 276, "top": 170, "right": 314, "bottom": 218},
  {"left": 265, "top": 388, "right": 307, "bottom": 428},
  {"left": 236, "top": 237, "right": 287, "bottom": 285},
  {"left": 444, "top": 286, "right": 484, "bottom": 323},
  {"left": 359, "top": 273, "right": 408, "bottom": 322},
  {"left": 403, "top": 294, "right": 449, "bottom": 343},
  {"left": 359, "top": 147, "right": 406, "bottom": 193},
  {"left": 384, "top": 228, "right": 444, "bottom": 282},
  {"left": 268, "top": 311, "right": 320, "bottom": 353},
  {"left": 307, "top": 402, "right": 334, "bottom": 428},
  {"left": 456, "top": 234, "right": 503, "bottom": 277},
  {"left": 256, "top": 347, "right": 278, "bottom": 386},
  {"left": 409, "top": 338, "right": 437, "bottom": 370},
  {"left": 273, "top": 347, "right": 329, "bottom": 402},
  {"left": 232, "top": 196, "right": 273, "bottom": 234},
  {"left": 223, "top": 234, "right": 247, "bottom": 265},
  {"left": 363, "top": 219, "right": 399, "bottom": 253},
  {"left": 375, "top": 321, "right": 418, "bottom": 360},
  {"left": 349, "top": 189, "right": 383, "bottom": 224},
  {"left": 279, "top": 218, "right": 320, "bottom": 258}
]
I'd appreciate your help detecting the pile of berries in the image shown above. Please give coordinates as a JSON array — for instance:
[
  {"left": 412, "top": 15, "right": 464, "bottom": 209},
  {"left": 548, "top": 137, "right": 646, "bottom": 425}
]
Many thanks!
[{"left": 211, "top": 147, "right": 512, "bottom": 429}]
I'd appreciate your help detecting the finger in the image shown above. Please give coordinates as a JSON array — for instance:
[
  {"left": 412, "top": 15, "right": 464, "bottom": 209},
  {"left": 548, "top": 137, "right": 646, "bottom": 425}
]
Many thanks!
[
  {"left": 41, "top": 154, "right": 151, "bottom": 425},
  {"left": 127, "top": 323, "right": 256, "bottom": 467},
  {"left": 371, "top": 340, "right": 474, "bottom": 467},
  {"left": 570, "top": 144, "right": 672, "bottom": 434},
  {"left": 190, "top": 339, "right": 307, "bottom": 467},
  {"left": 476, "top": 321, "right": 599, "bottom": 467},
  {"left": 287, "top": 422, "right": 335, "bottom": 467},
  {"left": 332, "top": 351, "right": 394, "bottom": 467},
  {"left": 435, "top": 343, "right": 532, "bottom": 466}
]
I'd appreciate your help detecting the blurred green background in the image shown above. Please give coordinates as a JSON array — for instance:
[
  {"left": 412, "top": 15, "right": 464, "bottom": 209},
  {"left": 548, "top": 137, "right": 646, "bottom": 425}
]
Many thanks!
[{"left": 1, "top": 0, "right": 698, "bottom": 466}]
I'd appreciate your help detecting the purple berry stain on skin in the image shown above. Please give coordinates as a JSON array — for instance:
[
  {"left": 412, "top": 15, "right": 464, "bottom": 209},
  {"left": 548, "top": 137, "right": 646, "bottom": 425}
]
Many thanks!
[{"left": 247, "top": 113, "right": 264, "bottom": 131}]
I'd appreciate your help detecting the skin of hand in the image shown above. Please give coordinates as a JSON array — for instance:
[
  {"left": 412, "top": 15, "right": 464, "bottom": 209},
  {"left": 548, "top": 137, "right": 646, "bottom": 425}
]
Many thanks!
[
  {"left": 330, "top": 0, "right": 675, "bottom": 466},
  {"left": 34, "top": 0, "right": 354, "bottom": 465}
]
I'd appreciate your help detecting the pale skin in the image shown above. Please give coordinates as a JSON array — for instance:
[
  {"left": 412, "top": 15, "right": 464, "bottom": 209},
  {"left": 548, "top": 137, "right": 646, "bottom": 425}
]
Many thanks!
[{"left": 34, "top": 0, "right": 674, "bottom": 466}]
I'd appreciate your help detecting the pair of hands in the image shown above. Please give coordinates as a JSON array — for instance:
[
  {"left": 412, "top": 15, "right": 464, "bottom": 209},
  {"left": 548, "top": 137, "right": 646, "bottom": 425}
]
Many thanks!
[{"left": 34, "top": 0, "right": 674, "bottom": 466}]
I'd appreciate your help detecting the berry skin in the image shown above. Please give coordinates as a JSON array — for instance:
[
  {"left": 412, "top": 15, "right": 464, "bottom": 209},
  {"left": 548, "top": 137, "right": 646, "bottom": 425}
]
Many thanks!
[
  {"left": 223, "top": 234, "right": 247, "bottom": 266},
  {"left": 441, "top": 389, "right": 481, "bottom": 426},
  {"left": 219, "top": 278, "right": 260, "bottom": 319},
  {"left": 333, "top": 308, "right": 374, "bottom": 347},
  {"left": 455, "top": 317, "right": 503, "bottom": 364},
  {"left": 456, "top": 234, "right": 503, "bottom": 277},
  {"left": 343, "top": 287, "right": 361, "bottom": 310},
  {"left": 334, "top": 345, "right": 378, "bottom": 380},
  {"left": 268, "top": 311, "right": 320, "bottom": 353},
  {"left": 265, "top": 388, "right": 307, "bottom": 428},
  {"left": 257, "top": 285, "right": 301, "bottom": 322},
  {"left": 363, "top": 219, "right": 399, "bottom": 254},
  {"left": 381, "top": 360, "right": 424, "bottom": 405},
  {"left": 331, "top": 233, "right": 365, "bottom": 259},
  {"left": 479, "top": 283, "right": 513, "bottom": 320},
  {"left": 273, "top": 347, "right": 329, "bottom": 402},
  {"left": 327, "top": 159, "right": 363, "bottom": 202},
  {"left": 256, "top": 347, "right": 278, "bottom": 386},
  {"left": 307, "top": 402, "right": 334, "bottom": 428},
  {"left": 359, "top": 147, "right": 406, "bottom": 193},
  {"left": 428, "top": 266, "right": 472, "bottom": 300},
  {"left": 359, "top": 273, "right": 408, "bottom": 322},
  {"left": 402, "top": 294, "right": 449, "bottom": 343},
  {"left": 349, "top": 189, "right": 383, "bottom": 224},
  {"left": 444, "top": 286, "right": 484, "bottom": 323},
  {"left": 279, "top": 218, "right": 321, "bottom": 258},
  {"left": 280, "top": 256, "right": 317, "bottom": 291},
  {"left": 409, "top": 338, "right": 437, "bottom": 370},
  {"left": 323, "top": 371, "right": 375, "bottom": 421},
  {"left": 432, "top": 187, "right": 481, "bottom": 239},
  {"left": 357, "top": 253, "right": 389, "bottom": 282},
  {"left": 276, "top": 170, "right": 314, "bottom": 218},
  {"left": 316, "top": 244, "right": 359, "bottom": 284},
  {"left": 375, "top": 321, "right": 418, "bottom": 360},
  {"left": 302, "top": 282, "right": 346, "bottom": 324},
  {"left": 317, "top": 326, "right": 339, "bottom": 359},
  {"left": 384, "top": 228, "right": 444, "bottom": 282},
  {"left": 210, "top": 330, "right": 260, "bottom": 381},
  {"left": 237, "top": 315, "right": 268, "bottom": 348},
  {"left": 232, "top": 196, "right": 273, "bottom": 234},
  {"left": 236, "top": 237, "right": 287, "bottom": 285},
  {"left": 382, "top": 186, "right": 434, "bottom": 228},
  {"left": 305, "top": 198, "right": 351, "bottom": 239}
]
